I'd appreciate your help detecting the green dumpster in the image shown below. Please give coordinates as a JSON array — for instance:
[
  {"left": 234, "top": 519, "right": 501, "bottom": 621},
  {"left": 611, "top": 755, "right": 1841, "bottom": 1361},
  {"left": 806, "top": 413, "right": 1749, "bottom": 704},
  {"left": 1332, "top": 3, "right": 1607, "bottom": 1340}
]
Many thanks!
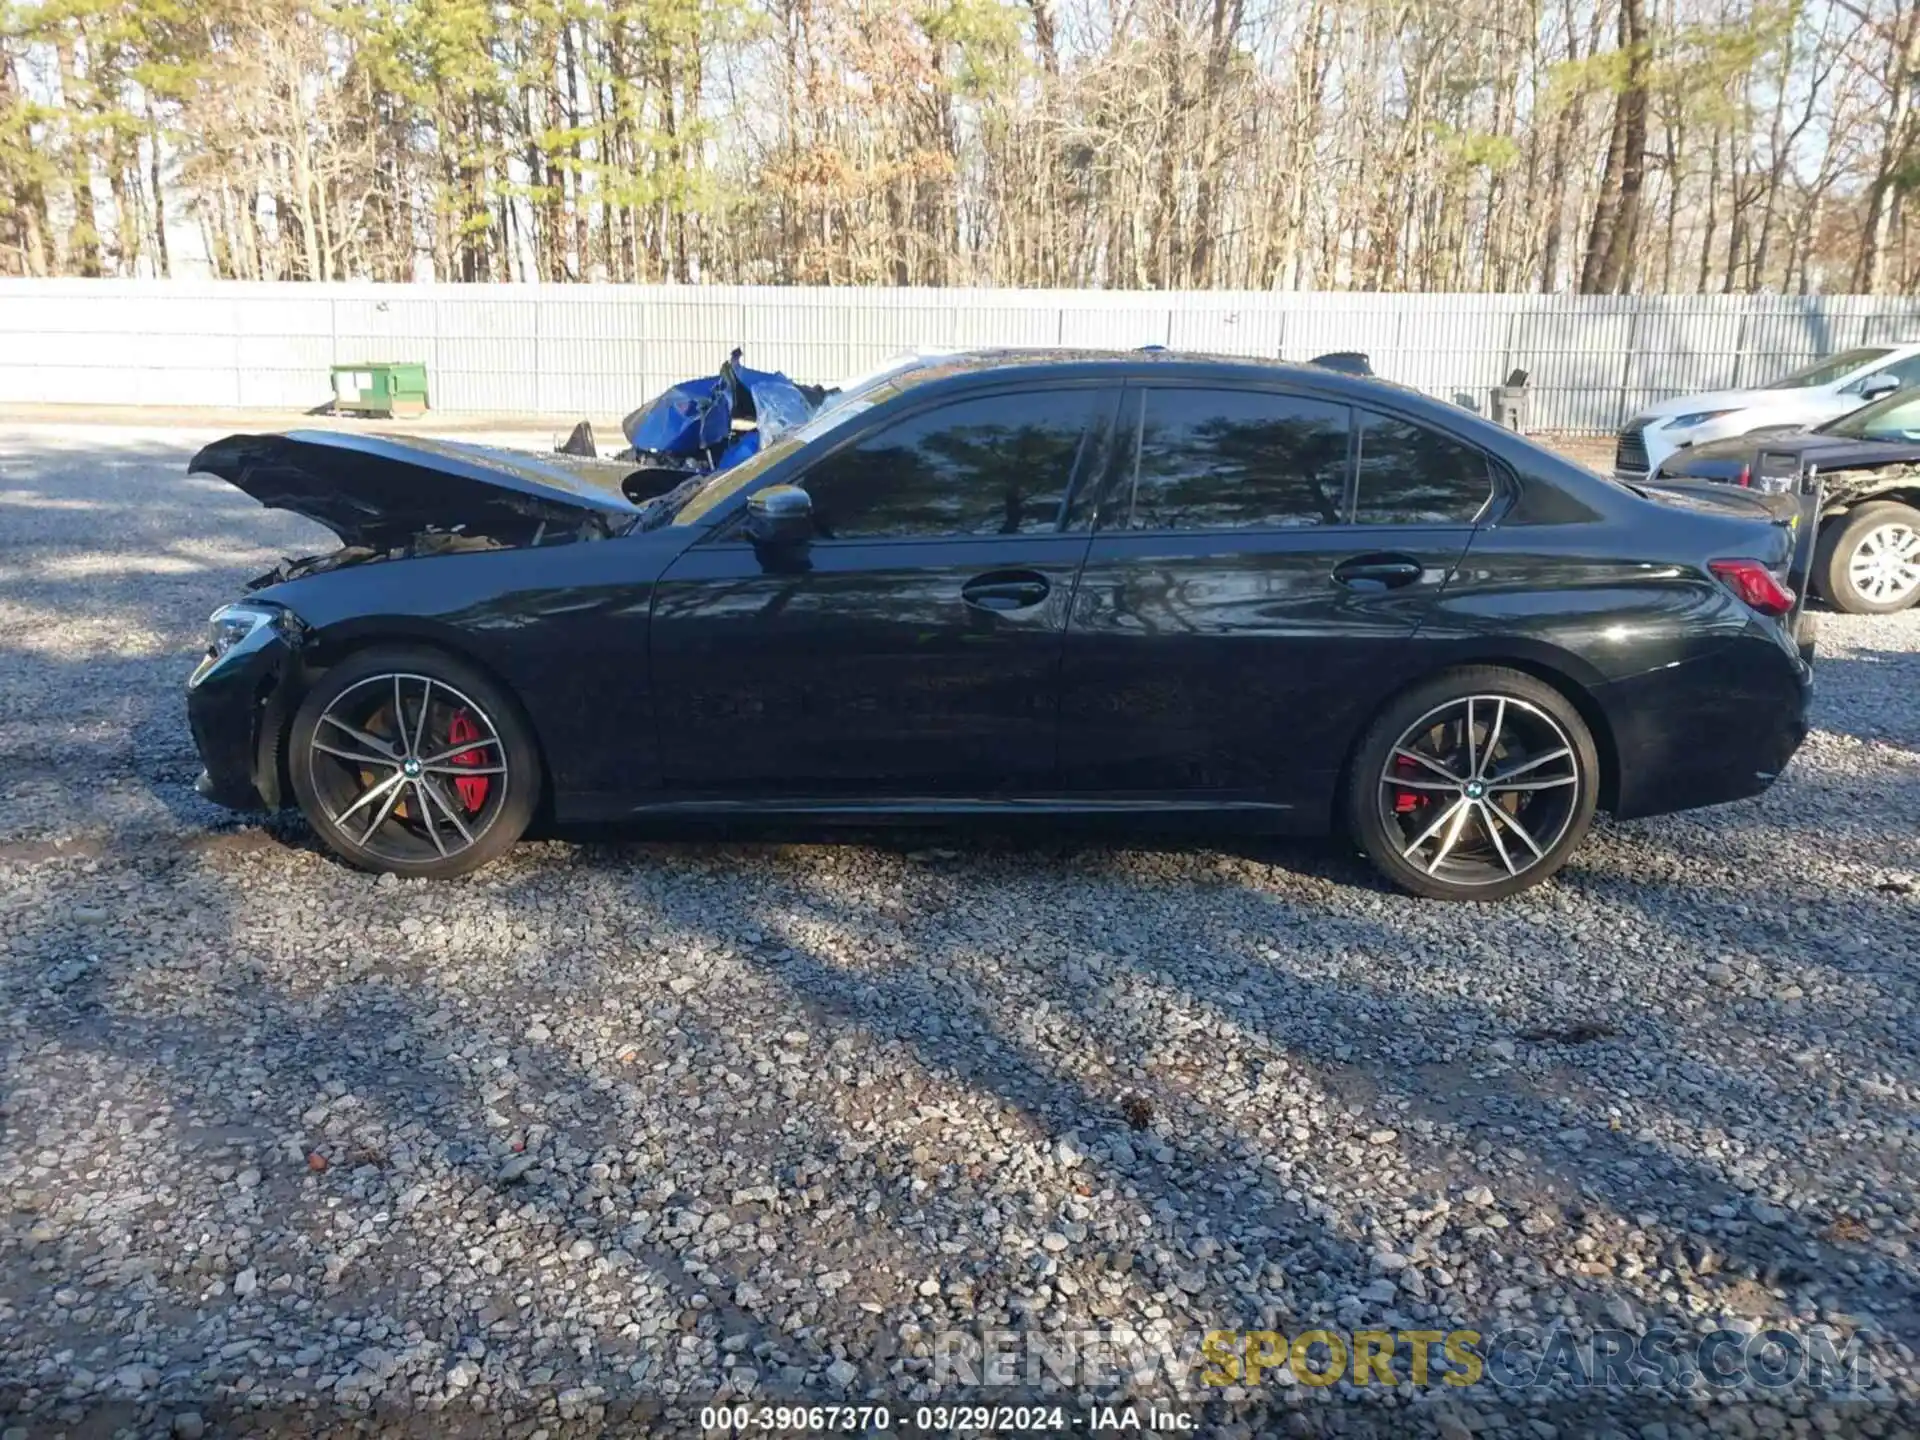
[{"left": 330, "top": 361, "right": 429, "bottom": 418}]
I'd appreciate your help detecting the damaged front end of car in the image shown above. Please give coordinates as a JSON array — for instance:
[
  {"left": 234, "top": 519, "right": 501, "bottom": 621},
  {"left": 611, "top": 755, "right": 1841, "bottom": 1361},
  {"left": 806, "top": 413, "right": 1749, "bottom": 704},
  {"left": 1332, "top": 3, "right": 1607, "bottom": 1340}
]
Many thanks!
[
  {"left": 623, "top": 348, "right": 828, "bottom": 472},
  {"left": 190, "top": 429, "right": 672, "bottom": 591},
  {"left": 187, "top": 596, "right": 310, "bottom": 812},
  {"left": 186, "top": 427, "right": 690, "bottom": 811},
  {"left": 1822, "top": 459, "right": 1920, "bottom": 510}
]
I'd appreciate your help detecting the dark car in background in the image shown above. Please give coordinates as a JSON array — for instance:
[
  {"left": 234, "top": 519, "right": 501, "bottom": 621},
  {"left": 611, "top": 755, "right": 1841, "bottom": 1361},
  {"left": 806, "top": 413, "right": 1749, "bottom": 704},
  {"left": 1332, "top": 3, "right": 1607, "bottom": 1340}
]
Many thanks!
[
  {"left": 1613, "top": 343, "right": 1920, "bottom": 481},
  {"left": 186, "top": 350, "right": 1814, "bottom": 901},
  {"left": 1656, "top": 387, "right": 1920, "bottom": 614}
]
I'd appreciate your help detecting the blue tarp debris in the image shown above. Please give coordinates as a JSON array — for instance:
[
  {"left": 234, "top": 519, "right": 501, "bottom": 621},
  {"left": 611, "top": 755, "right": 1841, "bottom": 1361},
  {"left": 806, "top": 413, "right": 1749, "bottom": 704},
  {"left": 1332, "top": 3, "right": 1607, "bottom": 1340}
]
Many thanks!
[{"left": 620, "top": 349, "right": 820, "bottom": 472}]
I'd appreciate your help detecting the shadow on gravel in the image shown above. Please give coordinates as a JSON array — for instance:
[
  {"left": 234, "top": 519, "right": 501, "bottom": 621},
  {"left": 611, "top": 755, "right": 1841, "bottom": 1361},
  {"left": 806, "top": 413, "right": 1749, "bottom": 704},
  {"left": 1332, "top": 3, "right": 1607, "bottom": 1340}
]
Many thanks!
[
  {"left": 1, "top": 869, "right": 899, "bottom": 1430},
  {"left": 519, "top": 834, "right": 1918, "bottom": 1424},
  {"left": 7, "top": 811, "right": 1917, "bottom": 1433},
  {"left": 531, "top": 820, "right": 1399, "bottom": 897},
  {"left": 728, "top": 848, "right": 1920, "bottom": 1331},
  {"left": 1813, "top": 649, "right": 1920, "bottom": 751}
]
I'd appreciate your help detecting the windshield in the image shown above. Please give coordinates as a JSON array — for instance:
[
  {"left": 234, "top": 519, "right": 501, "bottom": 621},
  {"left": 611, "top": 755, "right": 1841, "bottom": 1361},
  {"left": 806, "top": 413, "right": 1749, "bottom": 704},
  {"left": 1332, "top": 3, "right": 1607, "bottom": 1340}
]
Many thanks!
[
  {"left": 1764, "top": 347, "right": 1893, "bottom": 389},
  {"left": 1820, "top": 388, "right": 1920, "bottom": 441},
  {"left": 666, "top": 394, "right": 885, "bottom": 527},
  {"left": 655, "top": 350, "right": 1029, "bottom": 527}
]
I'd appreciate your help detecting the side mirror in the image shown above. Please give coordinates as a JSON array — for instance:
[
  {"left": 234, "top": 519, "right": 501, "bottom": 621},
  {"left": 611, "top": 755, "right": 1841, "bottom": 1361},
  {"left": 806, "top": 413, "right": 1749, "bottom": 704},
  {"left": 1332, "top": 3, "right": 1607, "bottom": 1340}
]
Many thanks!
[
  {"left": 1857, "top": 373, "right": 1900, "bottom": 401},
  {"left": 746, "top": 484, "right": 813, "bottom": 547}
]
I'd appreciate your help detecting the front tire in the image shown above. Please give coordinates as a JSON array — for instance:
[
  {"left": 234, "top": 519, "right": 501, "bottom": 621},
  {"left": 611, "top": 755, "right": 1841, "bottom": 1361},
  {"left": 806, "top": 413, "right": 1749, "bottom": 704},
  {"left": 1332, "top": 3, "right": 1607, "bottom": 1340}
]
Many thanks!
[
  {"left": 1817, "top": 501, "right": 1920, "bottom": 614},
  {"left": 287, "top": 646, "right": 540, "bottom": 879},
  {"left": 1345, "top": 667, "right": 1600, "bottom": 901}
]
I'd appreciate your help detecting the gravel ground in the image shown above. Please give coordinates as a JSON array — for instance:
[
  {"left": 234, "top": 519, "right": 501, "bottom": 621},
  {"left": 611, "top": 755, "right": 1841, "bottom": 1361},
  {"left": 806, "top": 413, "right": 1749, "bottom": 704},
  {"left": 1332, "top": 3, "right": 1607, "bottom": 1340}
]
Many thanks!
[{"left": 2, "top": 423, "right": 1918, "bottom": 1439}]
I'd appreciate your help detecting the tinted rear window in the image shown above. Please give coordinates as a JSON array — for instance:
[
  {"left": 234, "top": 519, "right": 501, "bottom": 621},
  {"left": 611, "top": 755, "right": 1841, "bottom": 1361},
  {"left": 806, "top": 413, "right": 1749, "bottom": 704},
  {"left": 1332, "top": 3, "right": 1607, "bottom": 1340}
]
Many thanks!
[
  {"left": 1354, "top": 411, "right": 1492, "bottom": 524},
  {"left": 1122, "top": 388, "right": 1351, "bottom": 530}
]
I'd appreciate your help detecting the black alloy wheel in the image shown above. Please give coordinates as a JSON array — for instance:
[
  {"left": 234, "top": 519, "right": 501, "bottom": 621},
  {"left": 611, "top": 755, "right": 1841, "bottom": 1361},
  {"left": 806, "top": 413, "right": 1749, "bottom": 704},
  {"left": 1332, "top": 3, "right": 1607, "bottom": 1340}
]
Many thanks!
[
  {"left": 287, "top": 646, "right": 540, "bottom": 878},
  {"left": 1347, "top": 667, "right": 1599, "bottom": 901}
]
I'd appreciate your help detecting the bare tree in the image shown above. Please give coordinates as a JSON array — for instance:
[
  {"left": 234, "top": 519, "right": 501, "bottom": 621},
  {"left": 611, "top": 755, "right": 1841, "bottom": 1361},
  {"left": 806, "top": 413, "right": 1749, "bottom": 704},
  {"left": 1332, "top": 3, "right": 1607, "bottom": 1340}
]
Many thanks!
[{"left": 0, "top": 0, "right": 1912, "bottom": 292}]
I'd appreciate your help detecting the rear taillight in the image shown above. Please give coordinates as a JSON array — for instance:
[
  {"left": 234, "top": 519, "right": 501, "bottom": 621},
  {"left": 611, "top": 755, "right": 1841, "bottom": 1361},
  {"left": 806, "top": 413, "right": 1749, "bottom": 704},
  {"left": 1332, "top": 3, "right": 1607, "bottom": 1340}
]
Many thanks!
[
  {"left": 1710, "top": 558, "right": 1795, "bottom": 617},
  {"left": 1736, "top": 463, "right": 1751, "bottom": 488}
]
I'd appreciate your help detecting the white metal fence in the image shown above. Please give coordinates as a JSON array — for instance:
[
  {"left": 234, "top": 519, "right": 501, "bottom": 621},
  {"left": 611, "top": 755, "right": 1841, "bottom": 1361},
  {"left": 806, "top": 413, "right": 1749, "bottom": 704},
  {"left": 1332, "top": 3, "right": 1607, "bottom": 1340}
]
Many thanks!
[{"left": 6, "top": 280, "right": 1920, "bottom": 434}]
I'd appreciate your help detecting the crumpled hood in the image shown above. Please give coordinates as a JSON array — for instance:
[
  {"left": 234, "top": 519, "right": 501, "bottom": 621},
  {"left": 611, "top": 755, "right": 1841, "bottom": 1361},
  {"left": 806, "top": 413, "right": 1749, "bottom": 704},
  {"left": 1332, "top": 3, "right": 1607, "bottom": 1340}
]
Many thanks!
[
  {"left": 1676, "top": 430, "right": 1920, "bottom": 470},
  {"left": 191, "top": 430, "right": 649, "bottom": 549}
]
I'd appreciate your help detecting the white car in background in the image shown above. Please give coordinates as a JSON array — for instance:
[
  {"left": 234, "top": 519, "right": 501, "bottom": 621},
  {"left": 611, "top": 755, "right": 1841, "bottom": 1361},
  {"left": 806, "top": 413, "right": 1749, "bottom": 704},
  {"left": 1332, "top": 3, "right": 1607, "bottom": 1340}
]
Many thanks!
[{"left": 1615, "top": 343, "right": 1920, "bottom": 480}]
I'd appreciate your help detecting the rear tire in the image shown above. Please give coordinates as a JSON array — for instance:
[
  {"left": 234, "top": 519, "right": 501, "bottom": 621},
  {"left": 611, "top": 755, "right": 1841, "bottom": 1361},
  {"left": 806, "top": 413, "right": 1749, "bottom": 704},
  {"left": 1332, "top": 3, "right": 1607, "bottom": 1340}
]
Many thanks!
[
  {"left": 1817, "top": 501, "right": 1920, "bottom": 614},
  {"left": 287, "top": 646, "right": 540, "bottom": 879},
  {"left": 1345, "top": 667, "right": 1600, "bottom": 901}
]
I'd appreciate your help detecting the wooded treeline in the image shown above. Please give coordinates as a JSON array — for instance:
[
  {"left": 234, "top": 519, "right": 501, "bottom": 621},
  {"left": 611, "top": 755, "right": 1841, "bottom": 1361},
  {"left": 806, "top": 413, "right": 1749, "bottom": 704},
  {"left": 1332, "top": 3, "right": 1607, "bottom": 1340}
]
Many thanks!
[{"left": 1, "top": 0, "right": 1916, "bottom": 292}]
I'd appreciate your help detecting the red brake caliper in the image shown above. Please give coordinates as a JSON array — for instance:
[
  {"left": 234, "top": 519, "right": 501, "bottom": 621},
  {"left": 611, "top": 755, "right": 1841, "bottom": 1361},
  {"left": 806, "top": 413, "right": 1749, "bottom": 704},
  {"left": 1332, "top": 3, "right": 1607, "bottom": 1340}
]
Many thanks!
[
  {"left": 447, "top": 709, "right": 490, "bottom": 812},
  {"left": 1391, "top": 755, "right": 1425, "bottom": 813}
]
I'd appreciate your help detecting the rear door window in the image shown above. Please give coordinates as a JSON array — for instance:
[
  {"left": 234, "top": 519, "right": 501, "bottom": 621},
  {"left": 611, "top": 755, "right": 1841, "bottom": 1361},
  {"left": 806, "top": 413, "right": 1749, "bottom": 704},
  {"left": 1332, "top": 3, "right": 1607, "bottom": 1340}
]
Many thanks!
[
  {"left": 1118, "top": 387, "right": 1352, "bottom": 531},
  {"left": 1353, "top": 411, "right": 1493, "bottom": 524}
]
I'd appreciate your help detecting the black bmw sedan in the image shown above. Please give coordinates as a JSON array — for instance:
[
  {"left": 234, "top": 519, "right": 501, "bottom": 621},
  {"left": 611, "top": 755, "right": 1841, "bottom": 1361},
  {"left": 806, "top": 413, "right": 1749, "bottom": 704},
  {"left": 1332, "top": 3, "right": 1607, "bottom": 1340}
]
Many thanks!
[{"left": 186, "top": 350, "right": 1815, "bottom": 901}]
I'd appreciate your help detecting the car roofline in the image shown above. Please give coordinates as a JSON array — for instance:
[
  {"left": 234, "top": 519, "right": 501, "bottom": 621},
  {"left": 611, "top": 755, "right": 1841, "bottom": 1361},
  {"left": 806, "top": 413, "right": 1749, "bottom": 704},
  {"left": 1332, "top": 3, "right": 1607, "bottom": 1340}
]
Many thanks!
[
  {"left": 876, "top": 346, "right": 1475, "bottom": 423},
  {"left": 812, "top": 345, "right": 1628, "bottom": 522},
  {"left": 885, "top": 346, "right": 1555, "bottom": 449}
]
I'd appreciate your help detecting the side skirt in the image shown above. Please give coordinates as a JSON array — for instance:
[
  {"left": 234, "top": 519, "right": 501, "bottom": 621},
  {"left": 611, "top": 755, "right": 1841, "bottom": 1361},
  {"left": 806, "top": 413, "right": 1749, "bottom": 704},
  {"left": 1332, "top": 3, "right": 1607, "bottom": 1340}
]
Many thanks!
[{"left": 551, "top": 792, "right": 1313, "bottom": 833}]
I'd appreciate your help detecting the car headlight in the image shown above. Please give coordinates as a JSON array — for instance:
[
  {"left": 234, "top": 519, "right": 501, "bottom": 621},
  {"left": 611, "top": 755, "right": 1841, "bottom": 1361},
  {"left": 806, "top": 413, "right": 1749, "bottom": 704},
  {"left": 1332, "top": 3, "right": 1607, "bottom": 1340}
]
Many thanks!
[
  {"left": 1664, "top": 409, "right": 1737, "bottom": 430},
  {"left": 205, "top": 601, "right": 282, "bottom": 660}
]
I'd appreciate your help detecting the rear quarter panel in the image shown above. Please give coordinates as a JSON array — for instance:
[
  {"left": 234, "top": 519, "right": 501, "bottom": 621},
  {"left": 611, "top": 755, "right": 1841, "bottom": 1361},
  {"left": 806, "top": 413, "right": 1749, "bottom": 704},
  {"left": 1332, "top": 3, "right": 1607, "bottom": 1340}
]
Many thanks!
[{"left": 1414, "top": 469, "right": 1806, "bottom": 817}]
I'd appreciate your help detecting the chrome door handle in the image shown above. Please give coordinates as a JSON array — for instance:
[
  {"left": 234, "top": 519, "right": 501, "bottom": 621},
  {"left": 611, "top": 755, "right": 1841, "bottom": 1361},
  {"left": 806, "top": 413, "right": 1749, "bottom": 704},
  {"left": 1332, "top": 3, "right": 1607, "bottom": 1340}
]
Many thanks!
[
  {"left": 1333, "top": 554, "right": 1424, "bottom": 591},
  {"left": 961, "top": 570, "right": 1052, "bottom": 611}
]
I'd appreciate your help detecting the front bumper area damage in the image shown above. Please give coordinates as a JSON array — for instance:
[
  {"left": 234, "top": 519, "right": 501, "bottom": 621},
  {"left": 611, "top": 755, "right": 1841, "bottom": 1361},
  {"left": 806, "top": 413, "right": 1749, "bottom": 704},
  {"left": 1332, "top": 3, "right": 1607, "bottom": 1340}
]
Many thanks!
[
  {"left": 187, "top": 605, "right": 309, "bottom": 812},
  {"left": 1824, "top": 460, "right": 1920, "bottom": 511}
]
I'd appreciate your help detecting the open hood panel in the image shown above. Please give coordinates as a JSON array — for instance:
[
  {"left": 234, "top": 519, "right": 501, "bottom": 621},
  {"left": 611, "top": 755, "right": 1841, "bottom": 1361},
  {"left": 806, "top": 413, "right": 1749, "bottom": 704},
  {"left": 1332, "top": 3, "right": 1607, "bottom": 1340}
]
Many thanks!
[
  {"left": 1683, "top": 431, "right": 1920, "bottom": 468},
  {"left": 191, "top": 430, "right": 650, "bottom": 549}
]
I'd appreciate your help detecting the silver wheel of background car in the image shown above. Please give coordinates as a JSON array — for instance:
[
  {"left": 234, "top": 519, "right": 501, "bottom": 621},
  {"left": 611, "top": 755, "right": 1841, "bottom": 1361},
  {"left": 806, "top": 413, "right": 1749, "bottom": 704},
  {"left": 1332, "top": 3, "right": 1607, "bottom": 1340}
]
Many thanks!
[
  {"left": 1377, "top": 695, "right": 1582, "bottom": 888},
  {"left": 305, "top": 673, "right": 511, "bottom": 868},
  {"left": 1848, "top": 518, "right": 1920, "bottom": 608}
]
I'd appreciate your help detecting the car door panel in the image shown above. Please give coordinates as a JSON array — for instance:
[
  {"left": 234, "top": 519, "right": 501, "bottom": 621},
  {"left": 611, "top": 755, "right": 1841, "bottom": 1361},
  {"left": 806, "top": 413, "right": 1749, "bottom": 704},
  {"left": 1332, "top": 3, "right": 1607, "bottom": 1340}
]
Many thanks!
[
  {"left": 1057, "top": 386, "right": 1484, "bottom": 810},
  {"left": 649, "top": 384, "right": 1117, "bottom": 796},
  {"left": 651, "top": 533, "right": 1091, "bottom": 793},
  {"left": 1058, "top": 528, "right": 1470, "bottom": 800}
]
